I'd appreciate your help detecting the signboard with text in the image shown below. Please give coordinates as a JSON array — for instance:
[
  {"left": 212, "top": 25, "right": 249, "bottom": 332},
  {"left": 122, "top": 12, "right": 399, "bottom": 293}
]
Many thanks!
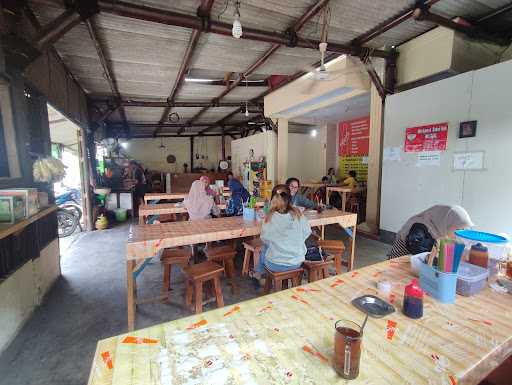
[
  {"left": 404, "top": 122, "right": 448, "bottom": 152},
  {"left": 338, "top": 117, "right": 370, "bottom": 156},
  {"left": 338, "top": 117, "right": 370, "bottom": 181}
]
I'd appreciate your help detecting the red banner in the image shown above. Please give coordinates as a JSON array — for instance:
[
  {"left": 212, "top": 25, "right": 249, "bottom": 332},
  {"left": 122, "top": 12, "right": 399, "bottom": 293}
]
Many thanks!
[
  {"left": 404, "top": 122, "right": 448, "bottom": 152},
  {"left": 338, "top": 117, "right": 370, "bottom": 156}
]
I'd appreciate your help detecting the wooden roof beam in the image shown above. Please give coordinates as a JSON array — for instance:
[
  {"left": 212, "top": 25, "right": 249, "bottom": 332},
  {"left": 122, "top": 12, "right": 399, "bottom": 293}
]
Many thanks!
[
  {"left": 194, "top": 0, "right": 332, "bottom": 134},
  {"left": 86, "top": 18, "right": 130, "bottom": 134},
  {"left": 154, "top": 0, "right": 216, "bottom": 136}
]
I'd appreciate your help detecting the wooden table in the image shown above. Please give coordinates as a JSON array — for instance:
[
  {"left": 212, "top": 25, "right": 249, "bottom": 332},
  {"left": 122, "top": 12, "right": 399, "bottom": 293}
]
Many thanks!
[
  {"left": 326, "top": 186, "right": 365, "bottom": 211},
  {"left": 144, "top": 191, "right": 230, "bottom": 203},
  {"left": 88, "top": 255, "right": 512, "bottom": 385},
  {"left": 126, "top": 210, "right": 357, "bottom": 331},
  {"left": 139, "top": 201, "right": 266, "bottom": 224}
]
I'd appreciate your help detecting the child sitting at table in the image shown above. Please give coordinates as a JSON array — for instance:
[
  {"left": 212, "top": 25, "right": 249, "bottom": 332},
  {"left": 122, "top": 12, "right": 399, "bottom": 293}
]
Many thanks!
[
  {"left": 250, "top": 184, "right": 311, "bottom": 286},
  {"left": 342, "top": 170, "right": 358, "bottom": 189},
  {"left": 183, "top": 180, "right": 220, "bottom": 220}
]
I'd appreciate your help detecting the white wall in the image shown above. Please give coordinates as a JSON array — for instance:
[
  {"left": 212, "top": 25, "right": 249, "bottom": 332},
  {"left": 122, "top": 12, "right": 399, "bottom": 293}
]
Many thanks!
[
  {"left": 123, "top": 136, "right": 232, "bottom": 172},
  {"left": 381, "top": 60, "right": 512, "bottom": 235},
  {"left": 0, "top": 239, "right": 60, "bottom": 353},
  {"left": 287, "top": 131, "right": 326, "bottom": 182},
  {"left": 231, "top": 131, "right": 277, "bottom": 182}
]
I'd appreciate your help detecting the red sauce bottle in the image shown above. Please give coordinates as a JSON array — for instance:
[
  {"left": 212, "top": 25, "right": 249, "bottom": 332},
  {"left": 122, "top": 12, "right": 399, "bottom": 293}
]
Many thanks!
[{"left": 403, "top": 279, "right": 424, "bottom": 319}]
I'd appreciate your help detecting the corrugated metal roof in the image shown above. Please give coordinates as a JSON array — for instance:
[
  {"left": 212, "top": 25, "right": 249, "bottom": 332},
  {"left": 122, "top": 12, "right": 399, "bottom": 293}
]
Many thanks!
[{"left": 28, "top": 0, "right": 512, "bottom": 135}]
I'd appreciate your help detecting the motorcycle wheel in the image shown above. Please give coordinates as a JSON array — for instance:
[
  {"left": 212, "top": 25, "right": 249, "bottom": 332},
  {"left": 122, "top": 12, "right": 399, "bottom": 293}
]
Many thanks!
[{"left": 57, "top": 209, "right": 78, "bottom": 237}]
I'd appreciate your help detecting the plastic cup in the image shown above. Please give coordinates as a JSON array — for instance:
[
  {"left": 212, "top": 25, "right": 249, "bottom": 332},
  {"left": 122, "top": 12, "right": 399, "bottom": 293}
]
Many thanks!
[{"left": 334, "top": 320, "right": 363, "bottom": 379}]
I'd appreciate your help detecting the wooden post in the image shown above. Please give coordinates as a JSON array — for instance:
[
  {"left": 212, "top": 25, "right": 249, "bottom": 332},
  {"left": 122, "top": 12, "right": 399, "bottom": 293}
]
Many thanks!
[
  {"left": 277, "top": 118, "right": 288, "bottom": 183},
  {"left": 190, "top": 136, "right": 194, "bottom": 172},
  {"left": 359, "top": 82, "right": 384, "bottom": 235},
  {"left": 127, "top": 260, "right": 136, "bottom": 331}
]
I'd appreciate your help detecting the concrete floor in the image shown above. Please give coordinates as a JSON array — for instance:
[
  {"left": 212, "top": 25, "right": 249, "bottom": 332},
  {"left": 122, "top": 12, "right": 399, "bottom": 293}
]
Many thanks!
[{"left": 0, "top": 221, "right": 390, "bottom": 385}]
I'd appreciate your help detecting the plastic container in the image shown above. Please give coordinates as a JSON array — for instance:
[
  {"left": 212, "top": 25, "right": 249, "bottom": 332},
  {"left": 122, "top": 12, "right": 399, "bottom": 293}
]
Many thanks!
[
  {"left": 242, "top": 207, "right": 256, "bottom": 221},
  {"left": 455, "top": 230, "right": 508, "bottom": 260},
  {"left": 403, "top": 279, "right": 424, "bottom": 319},
  {"left": 115, "top": 208, "right": 127, "bottom": 222},
  {"left": 419, "top": 263, "right": 457, "bottom": 304},
  {"left": 410, "top": 252, "right": 429, "bottom": 276},
  {"left": 456, "top": 262, "right": 488, "bottom": 296}
]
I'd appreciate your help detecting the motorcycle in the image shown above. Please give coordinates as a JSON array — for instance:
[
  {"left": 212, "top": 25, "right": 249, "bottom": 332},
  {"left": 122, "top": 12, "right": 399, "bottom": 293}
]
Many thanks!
[{"left": 55, "top": 188, "right": 83, "bottom": 237}]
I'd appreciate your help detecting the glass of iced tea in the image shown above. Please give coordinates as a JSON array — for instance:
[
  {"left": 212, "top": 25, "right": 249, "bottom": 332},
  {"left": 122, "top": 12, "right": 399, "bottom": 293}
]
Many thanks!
[{"left": 334, "top": 319, "right": 363, "bottom": 379}]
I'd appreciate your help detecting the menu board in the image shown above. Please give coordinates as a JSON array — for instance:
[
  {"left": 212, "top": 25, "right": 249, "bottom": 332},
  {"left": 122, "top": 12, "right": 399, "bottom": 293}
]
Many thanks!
[
  {"left": 338, "top": 117, "right": 370, "bottom": 156},
  {"left": 404, "top": 122, "right": 448, "bottom": 152},
  {"left": 338, "top": 117, "right": 370, "bottom": 180}
]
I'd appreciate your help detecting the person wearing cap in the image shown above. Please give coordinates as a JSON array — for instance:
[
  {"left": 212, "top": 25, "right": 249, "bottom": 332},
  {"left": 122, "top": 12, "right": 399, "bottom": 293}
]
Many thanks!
[{"left": 388, "top": 205, "right": 474, "bottom": 259}]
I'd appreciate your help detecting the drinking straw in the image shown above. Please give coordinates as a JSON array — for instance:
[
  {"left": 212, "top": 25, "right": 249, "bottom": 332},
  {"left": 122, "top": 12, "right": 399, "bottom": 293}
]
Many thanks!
[
  {"left": 445, "top": 243, "right": 454, "bottom": 273},
  {"left": 438, "top": 239, "right": 445, "bottom": 272},
  {"left": 453, "top": 243, "right": 465, "bottom": 272}
]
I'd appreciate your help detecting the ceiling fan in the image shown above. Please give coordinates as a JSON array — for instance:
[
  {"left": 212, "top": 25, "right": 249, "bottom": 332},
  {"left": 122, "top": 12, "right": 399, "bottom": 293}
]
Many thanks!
[{"left": 300, "top": 8, "right": 366, "bottom": 94}]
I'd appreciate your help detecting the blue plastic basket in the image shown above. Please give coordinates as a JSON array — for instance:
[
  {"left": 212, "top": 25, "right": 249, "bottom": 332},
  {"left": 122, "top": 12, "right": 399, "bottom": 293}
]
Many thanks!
[{"left": 419, "top": 263, "right": 457, "bottom": 304}]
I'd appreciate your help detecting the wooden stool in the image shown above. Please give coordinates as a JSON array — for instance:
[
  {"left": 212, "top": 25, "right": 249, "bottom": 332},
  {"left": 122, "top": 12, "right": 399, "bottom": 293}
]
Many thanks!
[
  {"left": 264, "top": 267, "right": 304, "bottom": 293},
  {"left": 206, "top": 245, "right": 238, "bottom": 294},
  {"left": 318, "top": 239, "right": 348, "bottom": 273},
  {"left": 182, "top": 261, "right": 224, "bottom": 314},
  {"left": 303, "top": 260, "right": 332, "bottom": 282},
  {"left": 242, "top": 238, "right": 263, "bottom": 276},
  {"left": 161, "top": 248, "right": 192, "bottom": 295}
]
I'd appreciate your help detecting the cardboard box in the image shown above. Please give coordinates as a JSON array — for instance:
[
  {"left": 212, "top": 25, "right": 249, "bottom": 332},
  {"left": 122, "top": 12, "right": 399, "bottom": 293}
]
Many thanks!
[
  {"left": 0, "top": 196, "right": 26, "bottom": 223},
  {"left": 0, "top": 188, "right": 39, "bottom": 216}
]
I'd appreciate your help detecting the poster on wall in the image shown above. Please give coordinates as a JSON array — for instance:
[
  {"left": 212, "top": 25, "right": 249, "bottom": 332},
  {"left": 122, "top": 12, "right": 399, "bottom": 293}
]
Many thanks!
[
  {"left": 404, "top": 122, "right": 448, "bottom": 152},
  {"left": 338, "top": 117, "right": 370, "bottom": 180}
]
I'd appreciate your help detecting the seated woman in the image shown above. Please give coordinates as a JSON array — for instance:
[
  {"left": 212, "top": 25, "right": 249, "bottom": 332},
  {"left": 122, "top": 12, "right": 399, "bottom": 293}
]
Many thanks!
[
  {"left": 199, "top": 175, "right": 216, "bottom": 197},
  {"left": 226, "top": 172, "right": 250, "bottom": 216},
  {"left": 327, "top": 167, "right": 337, "bottom": 184},
  {"left": 342, "top": 170, "right": 358, "bottom": 189},
  {"left": 388, "top": 205, "right": 473, "bottom": 259},
  {"left": 250, "top": 185, "right": 311, "bottom": 285},
  {"left": 286, "top": 177, "right": 317, "bottom": 209},
  {"left": 183, "top": 180, "right": 220, "bottom": 220}
]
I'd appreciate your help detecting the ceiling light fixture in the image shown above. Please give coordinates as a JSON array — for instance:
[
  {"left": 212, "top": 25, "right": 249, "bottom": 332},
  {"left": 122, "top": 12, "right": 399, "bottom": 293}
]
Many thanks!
[
  {"left": 232, "top": 1, "right": 243, "bottom": 39},
  {"left": 310, "top": 129, "right": 318, "bottom": 138}
]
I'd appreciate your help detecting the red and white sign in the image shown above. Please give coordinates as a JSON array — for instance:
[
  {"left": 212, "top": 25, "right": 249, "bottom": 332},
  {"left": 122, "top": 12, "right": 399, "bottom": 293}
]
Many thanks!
[
  {"left": 338, "top": 117, "right": 370, "bottom": 156},
  {"left": 404, "top": 122, "right": 448, "bottom": 152}
]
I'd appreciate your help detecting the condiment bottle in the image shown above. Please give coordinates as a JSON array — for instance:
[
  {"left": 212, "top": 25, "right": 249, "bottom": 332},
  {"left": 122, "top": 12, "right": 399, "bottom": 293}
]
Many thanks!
[
  {"left": 403, "top": 279, "right": 423, "bottom": 319},
  {"left": 469, "top": 243, "right": 489, "bottom": 269}
]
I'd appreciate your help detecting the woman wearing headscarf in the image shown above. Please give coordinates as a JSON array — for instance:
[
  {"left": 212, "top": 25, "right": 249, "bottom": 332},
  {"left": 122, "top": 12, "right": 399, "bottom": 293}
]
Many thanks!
[
  {"left": 199, "top": 175, "right": 216, "bottom": 197},
  {"left": 226, "top": 174, "right": 250, "bottom": 216},
  {"left": 388, "top": 205, "right": 474, "bottom": 259},
  {"left": 183, "top": 180, "right": 220, "bottom": 220}
]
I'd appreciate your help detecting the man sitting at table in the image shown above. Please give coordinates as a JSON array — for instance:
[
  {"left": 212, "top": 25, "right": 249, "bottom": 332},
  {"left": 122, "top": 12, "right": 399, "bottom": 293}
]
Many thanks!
[{"left": 286, "top": 177, "right": 317, "bottom": 209}]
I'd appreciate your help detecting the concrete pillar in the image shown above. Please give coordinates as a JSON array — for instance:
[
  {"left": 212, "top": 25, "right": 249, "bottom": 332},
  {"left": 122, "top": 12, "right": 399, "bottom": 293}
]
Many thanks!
[
  {"left": 360, "top": 83, "right": 384, "bottom": 235},
  {"left": 277, "top": 118, "right": 288, "bottom": 184},
  {"left": 319, "top": 124, "right": 328, "bottom": 175}
]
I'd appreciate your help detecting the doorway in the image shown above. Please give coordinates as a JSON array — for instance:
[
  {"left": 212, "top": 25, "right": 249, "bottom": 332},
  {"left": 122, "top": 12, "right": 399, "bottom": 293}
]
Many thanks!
[{"left": 47, "top": 104, "right": 90, "bottom": 236}]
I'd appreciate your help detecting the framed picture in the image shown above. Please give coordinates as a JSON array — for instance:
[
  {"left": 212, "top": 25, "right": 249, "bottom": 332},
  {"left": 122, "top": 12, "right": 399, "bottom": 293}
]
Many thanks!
[{"left": 459, "top": 120, "right": 477, "bottom": 138}]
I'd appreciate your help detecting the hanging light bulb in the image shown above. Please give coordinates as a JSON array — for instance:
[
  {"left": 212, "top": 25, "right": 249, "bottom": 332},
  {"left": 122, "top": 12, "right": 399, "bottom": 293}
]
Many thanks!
[
  {"left": 232, "top": 2, "right": 242, "bottom": 38},
  {"left": 245, "top": 102, "right": 249, "bottom": 117}
]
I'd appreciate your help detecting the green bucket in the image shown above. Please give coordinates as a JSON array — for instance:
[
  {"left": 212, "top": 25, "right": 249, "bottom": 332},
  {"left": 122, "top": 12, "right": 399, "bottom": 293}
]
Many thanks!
[{"left": 115, "top": 208, "right": 128, "bottom": 222}]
